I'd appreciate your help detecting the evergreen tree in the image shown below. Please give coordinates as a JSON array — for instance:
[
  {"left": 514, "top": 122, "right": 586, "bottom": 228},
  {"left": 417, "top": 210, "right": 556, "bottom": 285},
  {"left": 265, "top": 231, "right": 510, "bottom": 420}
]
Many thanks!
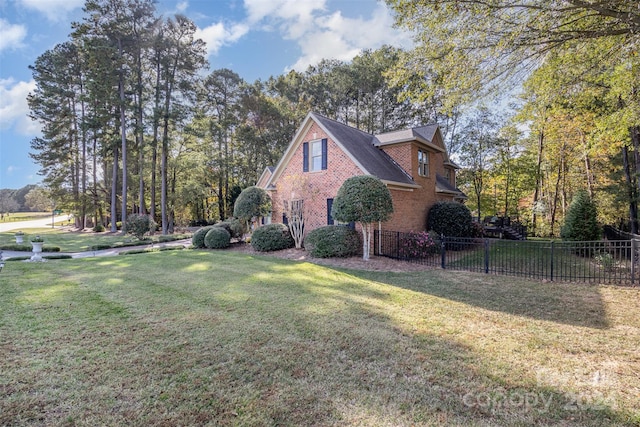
[{"left": 561, "top": 190, "right": 600, "bottom": 241}]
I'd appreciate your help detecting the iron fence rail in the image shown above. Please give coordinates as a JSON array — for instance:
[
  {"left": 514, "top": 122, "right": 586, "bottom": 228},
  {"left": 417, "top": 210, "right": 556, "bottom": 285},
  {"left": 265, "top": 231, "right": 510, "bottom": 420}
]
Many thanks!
[{"left": 373, "top": 230, "right": 638, "bottom": 285}]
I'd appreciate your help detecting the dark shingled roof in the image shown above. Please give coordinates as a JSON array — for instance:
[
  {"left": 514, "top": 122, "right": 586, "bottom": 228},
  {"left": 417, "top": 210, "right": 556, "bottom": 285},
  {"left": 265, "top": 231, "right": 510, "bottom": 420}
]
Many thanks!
[
  {"left": 436, "top": 174, "right": 467, "bottom": 199},
  {"left": 312, "top": 113, "right": 416, "bottom": 186}
]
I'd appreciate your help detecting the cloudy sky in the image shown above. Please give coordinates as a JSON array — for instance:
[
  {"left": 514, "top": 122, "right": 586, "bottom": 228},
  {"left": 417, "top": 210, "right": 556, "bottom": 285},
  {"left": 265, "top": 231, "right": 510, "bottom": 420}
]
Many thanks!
[{"left": 0, "top": 0, "right": 411, "bottom": 189}]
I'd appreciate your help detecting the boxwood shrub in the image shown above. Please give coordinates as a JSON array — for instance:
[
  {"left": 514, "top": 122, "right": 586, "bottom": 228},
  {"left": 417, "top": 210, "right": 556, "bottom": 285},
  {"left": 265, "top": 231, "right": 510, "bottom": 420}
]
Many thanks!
[
  {"left": 251, "top": 223, "right": 294, "bottom": 252},
  {"left": 192, "top": 226, "right": 217, "bottom": 248},
  {"left": 204, "top": 227, "right": 231, "bottom": 249},
  {"left": 426, "top": 201, "right": 474, "bottom": 237},
  {"left": 216, "top": 218, "right": 245, "bottom": 239},
  {"left": 304, "top": 225, "right": 361, "bottom": 258}
]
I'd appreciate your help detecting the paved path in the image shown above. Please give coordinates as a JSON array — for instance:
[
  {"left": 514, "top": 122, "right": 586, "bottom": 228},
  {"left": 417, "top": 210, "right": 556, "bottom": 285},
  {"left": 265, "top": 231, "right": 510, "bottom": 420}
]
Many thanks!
[{"left": 0, "top": 214, "right": 71, "bottom": 233}]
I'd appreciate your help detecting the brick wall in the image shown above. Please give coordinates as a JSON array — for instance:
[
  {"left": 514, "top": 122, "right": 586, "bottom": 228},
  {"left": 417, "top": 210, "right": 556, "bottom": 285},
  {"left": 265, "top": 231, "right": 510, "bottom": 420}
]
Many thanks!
[{"left": 267, "top": 119, "right": 456, "bottom": 236}]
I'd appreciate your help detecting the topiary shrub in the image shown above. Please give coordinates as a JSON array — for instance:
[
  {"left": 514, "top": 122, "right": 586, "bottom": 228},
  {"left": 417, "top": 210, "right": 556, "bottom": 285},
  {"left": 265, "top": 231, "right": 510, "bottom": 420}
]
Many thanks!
[
  {"left": 216, "top": 218, "right": 246, "bottom": 239},
  {"left": 93, "top": 224, "right": 105, "bottom": 232},
  {"left": 251, "top": 223, "right": 294, "bottom": 252},
  {"left": 304, "top": 225, "right": 361, "bottom": 258},
  {"left": 192, "top": 225, "right": 216, "bottom": 248},
  {"left": 233, "top": 186, "right": 271, "bottom": 225},
  {"left": 426, "top": 201, "right": 473, "bottom": 237},
  {"left": 561, "top": 190, "right": 600, "bottom": 241},
  {"left": 204, "top": 227, "right": 231, "bottom": 249},
  {"left": 332, "top": 175, "right": 394, "bottom": 260},
  {"left": 125, "top": 214, "right": 156, "bottom": 240}
]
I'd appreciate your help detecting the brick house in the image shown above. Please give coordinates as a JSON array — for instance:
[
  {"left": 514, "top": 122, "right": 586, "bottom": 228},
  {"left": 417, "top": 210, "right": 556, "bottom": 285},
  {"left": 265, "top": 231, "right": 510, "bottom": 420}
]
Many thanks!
[{"left": 257, "top": 111, "right": 465, "bottom": 235}]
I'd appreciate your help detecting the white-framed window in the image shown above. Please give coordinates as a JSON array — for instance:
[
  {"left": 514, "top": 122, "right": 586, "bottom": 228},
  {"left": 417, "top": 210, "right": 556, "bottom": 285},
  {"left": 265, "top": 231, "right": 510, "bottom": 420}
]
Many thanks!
[
  {"left": 445, "top": 168, "right": 455, "bottom": 186},
  {"left": 311, "top": 140, "right": 323, "bottom": 171},
  {"left": 418, "top": 149, "right": 430, "bottom": 177}
]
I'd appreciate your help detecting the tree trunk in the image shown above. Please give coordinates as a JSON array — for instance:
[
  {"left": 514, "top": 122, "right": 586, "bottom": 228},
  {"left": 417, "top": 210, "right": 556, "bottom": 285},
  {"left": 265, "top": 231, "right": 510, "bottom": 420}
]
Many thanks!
[
  {"left": 118, "top": 38, "right": 128, "bottom": 234},
  {"left": 531, "top": 130, "right": 544, "bottom": 236},
  {"left": 622, "top": 145, "right": 638, "bottom": 233},
  {"left": 110, "top": 144, "right": 119, "bottom": 233}
]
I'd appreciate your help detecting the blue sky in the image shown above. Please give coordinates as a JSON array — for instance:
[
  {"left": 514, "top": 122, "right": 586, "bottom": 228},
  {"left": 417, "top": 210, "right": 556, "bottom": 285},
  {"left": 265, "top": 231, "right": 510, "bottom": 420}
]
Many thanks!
[{"left": 0, "top": 0, "right": 411, "bottom": 190}]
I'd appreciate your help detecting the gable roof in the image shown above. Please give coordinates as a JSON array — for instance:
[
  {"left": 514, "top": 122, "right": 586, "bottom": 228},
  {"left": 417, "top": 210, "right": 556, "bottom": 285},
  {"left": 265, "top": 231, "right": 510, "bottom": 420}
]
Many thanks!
[
  {"left": 374, "top": 125, "right": 445, "bottom": 153},
  {"left": 312, "top": 113, "right": 416, "bottom": 187}
]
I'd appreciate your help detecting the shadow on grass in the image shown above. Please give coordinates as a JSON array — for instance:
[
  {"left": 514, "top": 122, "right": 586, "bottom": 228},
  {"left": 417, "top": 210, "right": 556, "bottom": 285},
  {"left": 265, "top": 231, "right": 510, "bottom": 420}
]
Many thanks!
[{"left": 346, "top": 267, "right": 610, "bottom": 329}]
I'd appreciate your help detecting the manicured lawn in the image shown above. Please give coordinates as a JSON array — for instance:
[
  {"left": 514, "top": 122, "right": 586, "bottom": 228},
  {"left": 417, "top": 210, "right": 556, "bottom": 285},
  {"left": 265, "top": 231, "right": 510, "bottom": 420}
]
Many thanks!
[{"left": 1, "top": 251, "right": 638, "bottom": 426}]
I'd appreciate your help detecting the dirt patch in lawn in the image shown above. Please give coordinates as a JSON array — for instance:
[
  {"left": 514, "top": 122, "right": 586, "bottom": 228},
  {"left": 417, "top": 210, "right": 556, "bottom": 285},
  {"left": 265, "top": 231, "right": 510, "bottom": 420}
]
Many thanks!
[{"left": 227, "top": 242, "right": 435, "bottom": 272}]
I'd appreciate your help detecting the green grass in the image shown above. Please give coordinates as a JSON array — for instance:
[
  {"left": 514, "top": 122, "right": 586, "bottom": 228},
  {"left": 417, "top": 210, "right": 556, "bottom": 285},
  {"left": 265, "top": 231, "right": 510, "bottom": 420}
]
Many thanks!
[
  {"left": 0, "top": 229, "right": 191, "bottom": 252},
  {"left": 1, "top": 251, "right": 638, "bottom": 426}
]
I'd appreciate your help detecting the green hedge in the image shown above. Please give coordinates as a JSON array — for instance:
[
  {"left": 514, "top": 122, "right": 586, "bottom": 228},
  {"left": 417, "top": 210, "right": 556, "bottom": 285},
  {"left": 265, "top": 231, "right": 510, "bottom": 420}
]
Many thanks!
[
  {"left": 304, "top": 225, "right": 361, "bottom": 258},
  {"left": 251, "top": 224, "right": 294, "bottom": 252},
  {"left": 204, "top": 227, "right": 231, "bottom": 249},
  {"left": 0, "top": 244, "right": 60, "bottom": 252}
]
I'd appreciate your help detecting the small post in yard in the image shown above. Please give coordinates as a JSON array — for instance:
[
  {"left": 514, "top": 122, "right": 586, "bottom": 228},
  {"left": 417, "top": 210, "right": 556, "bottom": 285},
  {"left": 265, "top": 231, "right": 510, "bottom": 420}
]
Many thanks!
[
  {"left": 550, "top": 240, "right": 555, "bottom": 282},
  {"left": 441, "top": 234, "right": 446, "bottom": 269},
  {"left": 484, "top": 239, "right": 489, "bottom": 274}
]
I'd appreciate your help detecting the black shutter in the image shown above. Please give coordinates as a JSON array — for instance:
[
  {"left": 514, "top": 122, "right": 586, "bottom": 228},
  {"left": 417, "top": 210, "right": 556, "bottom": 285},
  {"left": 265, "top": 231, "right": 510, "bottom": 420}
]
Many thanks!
[
  {"left": 327, "top": 198, "right": 334, "bottom": 225},
  {"left": 321, "top": 138, "right": 328, "bottom": 170},
  {"left": 283, "top": 213, "right": 288, "bottom": 225},
  {"left": 302, "top": 142, "right": 309, "bottom": 172}
]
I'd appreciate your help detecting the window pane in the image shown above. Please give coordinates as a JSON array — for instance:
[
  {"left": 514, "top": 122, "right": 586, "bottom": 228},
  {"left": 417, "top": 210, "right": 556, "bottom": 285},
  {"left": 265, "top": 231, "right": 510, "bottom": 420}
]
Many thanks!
[{"left": 312, "top": 141, "right": 322, "bottom": 156}]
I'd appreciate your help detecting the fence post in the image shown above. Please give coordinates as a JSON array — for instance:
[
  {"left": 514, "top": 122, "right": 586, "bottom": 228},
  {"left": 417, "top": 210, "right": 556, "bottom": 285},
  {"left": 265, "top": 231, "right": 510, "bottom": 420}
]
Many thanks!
[
  {"left": 396, "top": 231, "right": 400, "bottom": 259},
  {"left": 441, "top": 234, "right": 446, "bottom": 269},
  {"left": 484, "top": 239, "right": 489, "bottom": 274},
  {"left": 632, "top": 239, "right": 636, "bottom": 285},
  {"left": 550, "top": 241, "right": 554, "bottom": 282}
]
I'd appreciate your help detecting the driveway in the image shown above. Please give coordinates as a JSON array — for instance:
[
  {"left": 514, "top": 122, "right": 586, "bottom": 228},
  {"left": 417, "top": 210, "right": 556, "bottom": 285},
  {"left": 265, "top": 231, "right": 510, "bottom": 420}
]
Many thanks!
[{"left": 0, "top": 214, "right": 71, "bottom": 233}]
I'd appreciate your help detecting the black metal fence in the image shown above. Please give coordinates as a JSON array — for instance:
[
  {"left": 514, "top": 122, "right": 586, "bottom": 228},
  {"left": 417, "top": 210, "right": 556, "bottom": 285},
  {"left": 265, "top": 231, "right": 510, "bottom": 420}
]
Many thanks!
[{"left": 373, "top": 230, "right": 639, "bottom": 285}]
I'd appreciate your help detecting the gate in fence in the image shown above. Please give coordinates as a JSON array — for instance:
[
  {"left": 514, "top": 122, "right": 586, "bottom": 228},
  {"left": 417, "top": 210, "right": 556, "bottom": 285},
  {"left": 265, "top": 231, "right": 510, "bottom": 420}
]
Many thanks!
[{"left": 373, "top": 230, "right": 640, "bottom": 285}]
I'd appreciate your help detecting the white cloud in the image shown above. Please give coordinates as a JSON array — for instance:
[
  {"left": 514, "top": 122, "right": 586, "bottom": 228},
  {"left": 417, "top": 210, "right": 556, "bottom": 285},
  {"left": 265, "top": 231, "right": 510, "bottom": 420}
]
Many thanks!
[
  {"left": 288, "top": 3, "right": 413, "bottom": 71},
  {"left": 196, "top": 22, "right": 249, "bottom": 57},
  {"left": 7, "top": 166, "right": 19, "bottom": 176},
  {"left": 0, "top": 78, "right": 40, "bottom": 136},
  {"left": 176, "top": 1, "right": 189, "bottom": 13},
  {"left": 18, "top": 0, "right": 84, "bottom": 21},
  {"left": 244, "top": 0, "right": 326, "bottom": 38},
  {"left": 0, "top": 19, "right": 27, "bottom": 52}
]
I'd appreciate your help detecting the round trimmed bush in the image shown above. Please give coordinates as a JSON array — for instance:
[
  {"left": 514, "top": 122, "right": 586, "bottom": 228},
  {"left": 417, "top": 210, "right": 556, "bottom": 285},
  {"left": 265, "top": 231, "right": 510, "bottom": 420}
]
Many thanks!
[
  {"left": 192, "top": 225, "right": 216, "bottom": 248},
  {"left": 204, "top": 227, "right": 231, "bottom": 249},
  {"left": 251, "top": 223, "right": 294, "bottom": 252},
  {"left": 426, "top": 201, "right": 473, "bottom": 237},
  {"left": 304, "top": 225, "right": 361, "bottom": 258},
  {"left": 216, "top": 218, "right": 246, "bottom": 239},
  {"left": 93, "top": 224, "right": 105, "bottom": 232}
]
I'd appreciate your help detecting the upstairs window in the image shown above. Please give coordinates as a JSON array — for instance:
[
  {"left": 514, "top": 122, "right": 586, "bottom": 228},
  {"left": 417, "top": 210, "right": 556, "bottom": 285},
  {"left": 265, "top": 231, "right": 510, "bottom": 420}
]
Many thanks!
[
  {"left": 303, "top": 139, "right": 327, "bottom": 172},
  {"left": 418, "top": 149, "right": 430, "bottom": 177},
  {"left": 445, "top": 168, "right": 455, "bottom": 185}
]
